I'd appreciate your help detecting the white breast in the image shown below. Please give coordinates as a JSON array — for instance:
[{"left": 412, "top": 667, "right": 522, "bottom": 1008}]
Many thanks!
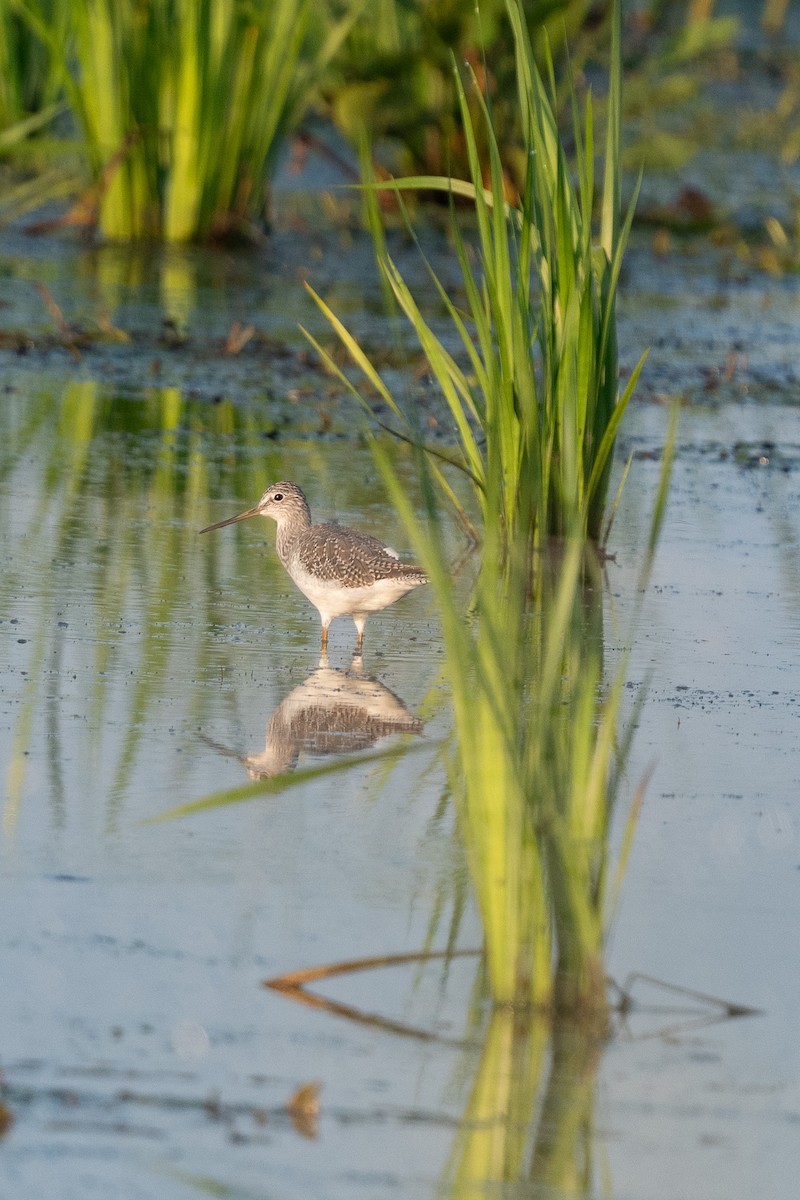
[{"left": 290, "top": 565, "right": 423, "bottom": 620}]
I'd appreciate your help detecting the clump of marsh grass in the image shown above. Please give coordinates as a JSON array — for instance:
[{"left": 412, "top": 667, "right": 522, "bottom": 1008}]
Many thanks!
[
  {"left": 12, "top": 0, "right": 362, "bottom": 240},
  {"left": 307, "top": 0, "right": 673, "bottom": 1013},
  {"left": 309, "top": 0, "right": 643, "bottom": 555},
  {"left": 375, "top": 440, "right": 673, "bottom": 1013}
]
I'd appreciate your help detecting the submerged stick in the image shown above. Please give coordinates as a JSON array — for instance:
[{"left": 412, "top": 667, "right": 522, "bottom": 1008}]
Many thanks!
[
  {"left": 265, "top": 948, "right": 481, "bottom": 1044},
  {"left": 266, "top": 947, "right": 479, "bottom": 989}
]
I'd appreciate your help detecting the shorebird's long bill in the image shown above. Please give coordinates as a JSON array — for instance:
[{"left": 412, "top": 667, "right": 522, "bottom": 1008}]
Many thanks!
[{"left": 200, "top": 505, "right": 261, "bottom": 534}]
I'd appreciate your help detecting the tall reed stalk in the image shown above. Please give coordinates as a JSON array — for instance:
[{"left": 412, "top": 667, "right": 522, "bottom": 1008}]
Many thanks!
[{"left": 307, "top": 0, "right": 672, "bottom": 1012}]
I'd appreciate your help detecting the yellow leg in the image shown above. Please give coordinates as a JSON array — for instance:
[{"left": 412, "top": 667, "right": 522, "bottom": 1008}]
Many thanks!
[
  {"left": 356, "top": 630, "right": 364, "bottom": 653},
  {"left": 321, "top": 626, "right": 328, "bottom": 651}
]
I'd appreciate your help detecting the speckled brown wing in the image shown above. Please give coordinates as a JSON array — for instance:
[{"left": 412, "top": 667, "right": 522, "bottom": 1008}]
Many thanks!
[{"left": 292, "top": 523, "right": 425, "bottom": 586}]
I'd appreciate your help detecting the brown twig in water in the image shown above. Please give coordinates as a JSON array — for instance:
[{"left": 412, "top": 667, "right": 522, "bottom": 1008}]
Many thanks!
[{"left": 265, "top": 948, "right": 481, "bottom": 1044}]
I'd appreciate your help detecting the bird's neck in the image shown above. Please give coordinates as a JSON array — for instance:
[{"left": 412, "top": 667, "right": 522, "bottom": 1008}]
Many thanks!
[{"left": 275, "top": 511, "right": 311, "bottom": 562}]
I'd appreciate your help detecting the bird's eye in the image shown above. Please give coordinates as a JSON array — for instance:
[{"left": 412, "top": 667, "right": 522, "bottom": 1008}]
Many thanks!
[{"left": 273, "top": 492, "right": 284, "bottom": 502}]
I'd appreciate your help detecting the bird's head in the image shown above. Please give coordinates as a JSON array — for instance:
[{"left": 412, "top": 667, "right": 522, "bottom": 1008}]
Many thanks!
[{"left": 200, "top": 481, "right": 311, "bottom": 534}]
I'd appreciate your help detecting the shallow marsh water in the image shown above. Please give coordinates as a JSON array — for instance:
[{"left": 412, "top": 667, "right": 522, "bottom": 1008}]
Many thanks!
[{"left": 2, "top": 197, "right": 800, "bottom": 1199}]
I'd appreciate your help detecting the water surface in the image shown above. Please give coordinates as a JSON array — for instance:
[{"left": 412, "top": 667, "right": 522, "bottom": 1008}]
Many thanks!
[{"left": 2, "top": 205, "right": 800, "bottom": 1198}]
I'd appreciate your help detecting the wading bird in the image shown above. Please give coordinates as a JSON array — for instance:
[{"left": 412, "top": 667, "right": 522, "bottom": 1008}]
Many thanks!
[{"left": 201, "top": 481, "right": 428, "bottom": 652}]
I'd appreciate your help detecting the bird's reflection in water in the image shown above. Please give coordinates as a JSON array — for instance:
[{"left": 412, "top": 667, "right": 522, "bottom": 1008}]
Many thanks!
[{"left": 205, "top": 653, "right": 424, "bottom": 779}]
